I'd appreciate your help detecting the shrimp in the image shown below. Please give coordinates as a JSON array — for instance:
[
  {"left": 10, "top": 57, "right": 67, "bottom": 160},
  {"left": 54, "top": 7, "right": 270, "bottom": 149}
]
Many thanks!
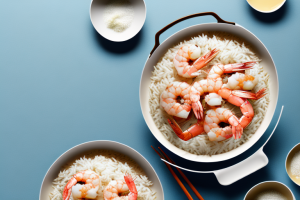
[
  {"left": 63, "top": 170, "right": 101, "bottom": 200},
  {"left": 167, "top": 117, "right": 205, "bottom": 141},
  {"left": 206, "top": 62, "right": 257, "bottom": 93},
  {"left": 167, "top": 107, "right": 241, "bottom": 141},
  {"left": 218, "top": 87, "right": 266, "bottom": 129},
  {"left": 174, "top": 44, "right": 220, "bottom": 78},
  {"left": 190, "top": 62, "right": 266, "bottom": 119},
  {"left": 224, "top": 72, "right": 258, "bottom": 90},
  {"left": 160, "top": 82, "right": 192, "bottom": 118},
  {"left": 204, "top": 108, "right": 242, "bottom": 141},
  {"left": 104, "top": 174, "right": 137, "bottom": 200}
]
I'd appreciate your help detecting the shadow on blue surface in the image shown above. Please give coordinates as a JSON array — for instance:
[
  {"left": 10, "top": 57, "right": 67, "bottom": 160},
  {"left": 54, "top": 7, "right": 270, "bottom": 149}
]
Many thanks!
[
  {"left": 92, "top": 27, "right": 143, "bottom": 54},
  {"left": 248, "top": 1, "right": 289, "bottom": 23}
]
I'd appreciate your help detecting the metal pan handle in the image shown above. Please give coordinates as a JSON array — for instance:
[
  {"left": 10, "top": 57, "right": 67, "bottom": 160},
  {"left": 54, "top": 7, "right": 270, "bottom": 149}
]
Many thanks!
[{"left": 149, "top": 12, "right": 235, "bottom": 57}]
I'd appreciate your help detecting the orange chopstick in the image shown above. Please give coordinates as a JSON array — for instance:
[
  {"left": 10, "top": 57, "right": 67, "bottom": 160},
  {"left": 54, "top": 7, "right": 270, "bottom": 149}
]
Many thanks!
[
  {"left": 151, "top": 146, "right": 193, "bottom": 200},
  {"left": 158, "top": 147, "right": 204, "bottom": 200}
]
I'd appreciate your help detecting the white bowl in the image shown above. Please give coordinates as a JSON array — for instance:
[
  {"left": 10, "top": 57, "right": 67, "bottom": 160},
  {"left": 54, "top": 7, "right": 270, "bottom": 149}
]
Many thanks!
[
  {"left": 90, "top": 0, "right": 146, "bottom": 42},
  {"left": 244, "top": 181, "right": 295, "bottom": 200},
  {"left": 247, "top": 0, "right": 286, "bottom": 13},
  {"left": 140, "top": 22, "right": 279, "bottom": 163},
  {"left": 39, "top": 140, "right": 164, "bottom": 200},
  {"left": 286, "top": 143, "right": 300, "bottom": 186}
]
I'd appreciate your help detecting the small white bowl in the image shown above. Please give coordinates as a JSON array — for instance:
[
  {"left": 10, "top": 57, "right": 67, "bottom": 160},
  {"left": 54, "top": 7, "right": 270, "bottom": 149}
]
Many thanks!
[
  {"left": 286, "top": 143, "right": 300, "bottom": 186},
  {"left": 90, "top": 0, "right": 146, "bottom": 42},
  {"left": 244, "top": 181, "right": 295, "bottom": 200},
  {"left": 39, "top": 140, "right": 164, "bottom": 200},
  {"left": 247, "top": 0, "right": 286, "bottom": 13}
]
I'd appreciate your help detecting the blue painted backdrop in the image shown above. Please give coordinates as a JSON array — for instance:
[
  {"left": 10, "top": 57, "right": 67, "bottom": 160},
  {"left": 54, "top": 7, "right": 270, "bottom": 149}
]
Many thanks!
[{"left": 0, "top": 0, "right": 299, "bottom": 199}]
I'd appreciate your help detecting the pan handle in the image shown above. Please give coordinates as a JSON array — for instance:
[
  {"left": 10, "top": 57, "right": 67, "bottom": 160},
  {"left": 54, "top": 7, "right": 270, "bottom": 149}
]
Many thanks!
[{"left": 149, "top": 12, "right": 235, "bottom": 57}]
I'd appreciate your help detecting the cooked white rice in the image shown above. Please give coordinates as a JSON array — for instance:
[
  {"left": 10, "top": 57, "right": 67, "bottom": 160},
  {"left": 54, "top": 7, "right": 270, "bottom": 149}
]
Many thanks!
[
  {"left": 149, "top": 32, "right": 270, "bottom": 155},
  {"left": 49, "top": 150, "right": 156, "bottom": 200}
]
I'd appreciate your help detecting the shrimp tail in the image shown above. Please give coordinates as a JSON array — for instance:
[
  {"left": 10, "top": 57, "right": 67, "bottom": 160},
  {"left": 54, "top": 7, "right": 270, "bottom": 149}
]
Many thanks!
[
  {"left": 188, "top": 48, "right": 220, "bottom": 76},
  {"left": 224, "top": 61, "right": 257, "bottom": 73},
  {"left": 124, "top": 174, "right": 138, "bottom": 200},
  {"left": 192, "top": 101, "right": 203, "bottom": 120},
  {"left": 167, "top": 118, "right": 205, "bottom": 141},
  {"left": 231, "top": 88, "right": 267, "bottom": 100}
]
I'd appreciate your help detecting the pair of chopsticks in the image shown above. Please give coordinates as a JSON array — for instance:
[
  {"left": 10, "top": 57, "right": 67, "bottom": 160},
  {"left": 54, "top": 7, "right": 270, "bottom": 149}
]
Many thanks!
[{"left": 151, "top": 146, "right": 204, "bottom": 200}]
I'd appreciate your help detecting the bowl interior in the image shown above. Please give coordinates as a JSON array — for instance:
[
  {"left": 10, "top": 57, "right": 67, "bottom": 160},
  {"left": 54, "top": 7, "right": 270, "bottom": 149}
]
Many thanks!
[
  {"left": 39, "top": 141, "right": 163, "bottom": 200},
  {"left": 140, "top": 23, "right": 278, "bottom": 162},
  {"left": 286, "top": 143, "right": 300, "bottom": 186},
  {"left": 244, "top": 181, "right": 294, "bottom": 200},
  {"left": 90, "top": 0, "right": 146, "bottom": 42}
]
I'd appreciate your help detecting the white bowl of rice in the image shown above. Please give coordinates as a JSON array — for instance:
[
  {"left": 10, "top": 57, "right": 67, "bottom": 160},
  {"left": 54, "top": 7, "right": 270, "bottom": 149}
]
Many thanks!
[
  {"left": 90, "top": 0, "right": 146, "bottom": 42},
  {"left": 39, "top": 140, "right": 163, "bottom": 200},
  {"left": 140, "top": 13, "right": 279, "bottom": 163},
  {"left": 244, "top": 181, "right": 295, "bottom": 200}
]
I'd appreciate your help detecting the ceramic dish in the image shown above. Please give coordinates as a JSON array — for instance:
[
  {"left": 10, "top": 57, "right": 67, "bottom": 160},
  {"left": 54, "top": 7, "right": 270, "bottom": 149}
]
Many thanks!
[
  {"left": 244, "top": 181, "right": 295, "bottom": 200},
  {"left": 247, "top": 0, "right": 286, "bottom": 13},
  {"left": 39, "top": 140, "right": 164, "bottom": 200},
  {"left": 140, "top": 12, "right": 279, "bottom": 163},
  {"left": 90, "top": 0, "right": 146, "bottom": 42},
  {"left": 286, "top": 143, "right": 300, "bottom": 186}
]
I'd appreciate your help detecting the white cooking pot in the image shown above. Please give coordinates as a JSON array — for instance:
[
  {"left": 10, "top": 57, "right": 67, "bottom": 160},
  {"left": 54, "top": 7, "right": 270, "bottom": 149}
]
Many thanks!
[{"left": 140, "top": 12, "right": 279, "bottom": 163}]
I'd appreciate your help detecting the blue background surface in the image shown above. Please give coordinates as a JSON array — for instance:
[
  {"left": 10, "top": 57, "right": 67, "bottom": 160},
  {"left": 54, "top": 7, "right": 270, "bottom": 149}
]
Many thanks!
[{"left": 0, "top": 0, "right": 299, "bottom": 199}]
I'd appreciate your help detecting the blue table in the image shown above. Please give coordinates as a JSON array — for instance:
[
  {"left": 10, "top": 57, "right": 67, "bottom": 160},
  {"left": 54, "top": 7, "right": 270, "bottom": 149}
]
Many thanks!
[{"left": 1, "top": 0, "right": 299, "bottom": 199}]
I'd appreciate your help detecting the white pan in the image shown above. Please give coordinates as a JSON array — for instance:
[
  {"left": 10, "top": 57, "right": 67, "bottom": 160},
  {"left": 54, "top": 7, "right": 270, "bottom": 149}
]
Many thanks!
[{"left": 139, "top": 12, "right": 279, "bottom": 163}]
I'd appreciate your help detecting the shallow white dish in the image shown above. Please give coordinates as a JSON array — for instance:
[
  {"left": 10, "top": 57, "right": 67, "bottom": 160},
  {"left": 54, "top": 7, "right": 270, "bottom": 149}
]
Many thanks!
[
  {"left": 247, "top": 0, "right": 286, "bottom": 13},
  {"left": 90, "top": 0, "right": 146, "bottom": 42},
  {"left": 286, "top": 143, "right": 300, "bottom": 186},
  {"left": 140, "top": 12, "right": 279, "bottom": 163},
  {"left": 39, "top": 140, "right": 164, "bottom": 200},
  {"left": 244, "top": 181, "right": 295, "bottom": 200}
]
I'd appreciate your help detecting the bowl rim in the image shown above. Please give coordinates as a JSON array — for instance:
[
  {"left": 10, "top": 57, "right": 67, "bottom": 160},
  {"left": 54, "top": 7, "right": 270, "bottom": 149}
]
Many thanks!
[
  {"left": 89, "top": 0, "right": 147, "bottom": 42},
  {"left": 39, "top": 140, "right": 164, "bottom": 200},
  {"left": 244, "top": 181, "right": 295, "bottom": 200},
  {"left": 285, "top": 142, "right": 300, "bottom": 186},
  {"left": 139, "top": 22, "right": 279, "bottom": 163},
  {"left": 246, "top": 0, "right": 286, "bottom": 13}
]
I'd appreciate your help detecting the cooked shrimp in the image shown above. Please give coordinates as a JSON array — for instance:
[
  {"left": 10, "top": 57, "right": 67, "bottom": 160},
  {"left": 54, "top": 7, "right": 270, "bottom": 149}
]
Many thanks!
[
  {"left": 104, "top": 174, "right": 137, "bottom": 200},
  {"left": 224, "top": 72, "right": 258, "bottom": 90},
  {"left": 173, "top": 44, "right": 220, "bottom": 78},
  {"left": 218, "top": 87, "right": 266, "bottom": 129},
  {"left": 167, "top": 117, "right": 205, "bottom": 141},
  {"left": 160, "top": 82, "right": 192, "bottom": 118},
  {"left": 206, "top": 62, "right": 257, "bottom": 93},
  {"left": 63, "top": 170, "right": 101, "bottom": 200},
  {"left": 204, "top": 108, "right": 242, "bottom": 141},
  {"left": 190, "top": 62, "right": 265, "bottom": 119}
]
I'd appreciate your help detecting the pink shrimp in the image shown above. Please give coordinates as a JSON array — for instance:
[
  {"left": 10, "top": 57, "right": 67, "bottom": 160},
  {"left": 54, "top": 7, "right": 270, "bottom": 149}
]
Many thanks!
[
  {"left": 174, "top": 44, "right": 220, "bottom": 78},
  {"left": 103, "top": 174, "right": 137, "bottom": 200},
  {"left": 167, "top": 117, "right": 205, "bottom": 141},
  {"left": 204, "top": 108, "right": 242, "bottom": 141},
  {"left": 63, "top": 170, "right": 101, "bottom": 200},
  {"left": 218, "top": 87, "right": 266, "bottom": 130},
  {"left": 190, "top": 62, "right": 266, "bottom": 119},
  {"left": 160, "top": 82, "right": 192, "bottom": 118}
]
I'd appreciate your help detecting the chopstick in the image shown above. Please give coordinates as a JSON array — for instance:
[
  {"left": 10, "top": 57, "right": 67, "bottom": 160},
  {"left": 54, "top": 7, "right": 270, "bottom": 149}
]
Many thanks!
[
  {"left": 151, "top": 146, "right": 193, "bottom": 200},
  {"left": 158, "top": 147, "right": 204, "bottom": 200}
]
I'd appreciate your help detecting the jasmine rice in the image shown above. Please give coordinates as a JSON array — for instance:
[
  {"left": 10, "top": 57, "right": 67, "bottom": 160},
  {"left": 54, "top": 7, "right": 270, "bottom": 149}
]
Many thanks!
[
  {"left": 149, "top": 32, "right": 270, "bottom": 155},
  {"left": 49, "top": 150, "right": 156, "bottom": 200}
]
